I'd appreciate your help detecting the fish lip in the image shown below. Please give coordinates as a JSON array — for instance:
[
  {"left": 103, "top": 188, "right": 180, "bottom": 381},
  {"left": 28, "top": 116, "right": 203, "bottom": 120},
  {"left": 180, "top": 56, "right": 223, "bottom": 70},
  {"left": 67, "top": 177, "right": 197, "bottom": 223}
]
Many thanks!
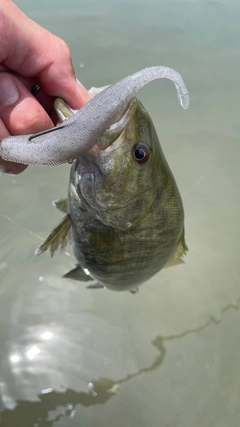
[{"left": 73, "top": 155, "right": 102, "bottom": 177}]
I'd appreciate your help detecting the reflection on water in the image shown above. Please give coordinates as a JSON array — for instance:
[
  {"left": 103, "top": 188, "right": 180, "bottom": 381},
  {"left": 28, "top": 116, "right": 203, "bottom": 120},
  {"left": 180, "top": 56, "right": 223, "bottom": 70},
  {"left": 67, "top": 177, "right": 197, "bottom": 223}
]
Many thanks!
[
  {"left": 0, "top": 388, "right": 117, "bottom": 426},
  {"left": 1, "top": 298, "right": 240, "bottom": 426},
  {"left": 1, "top": 0, "right": 240, "bottom": 425}
]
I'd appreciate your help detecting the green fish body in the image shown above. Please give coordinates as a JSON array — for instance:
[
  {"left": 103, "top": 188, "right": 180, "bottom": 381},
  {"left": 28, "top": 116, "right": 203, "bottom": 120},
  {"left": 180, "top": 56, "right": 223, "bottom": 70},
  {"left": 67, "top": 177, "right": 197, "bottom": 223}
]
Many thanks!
[{"left": 37, "top": 95, "right": 187, "bottom": 292}]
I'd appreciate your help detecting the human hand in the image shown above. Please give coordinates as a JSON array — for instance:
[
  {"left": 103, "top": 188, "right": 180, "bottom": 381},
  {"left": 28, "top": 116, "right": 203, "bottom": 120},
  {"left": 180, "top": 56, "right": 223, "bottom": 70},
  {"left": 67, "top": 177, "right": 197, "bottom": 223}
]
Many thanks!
[{"left": 0, "top": 0, "right": 90, "bottom": 174}]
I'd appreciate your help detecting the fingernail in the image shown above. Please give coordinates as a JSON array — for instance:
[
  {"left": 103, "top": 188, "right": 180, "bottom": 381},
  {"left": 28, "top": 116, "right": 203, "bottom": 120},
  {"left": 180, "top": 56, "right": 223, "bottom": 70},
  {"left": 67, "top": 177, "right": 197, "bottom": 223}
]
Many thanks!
[{"left": 0, "top": 75, "right": 19, "bottom": 106}]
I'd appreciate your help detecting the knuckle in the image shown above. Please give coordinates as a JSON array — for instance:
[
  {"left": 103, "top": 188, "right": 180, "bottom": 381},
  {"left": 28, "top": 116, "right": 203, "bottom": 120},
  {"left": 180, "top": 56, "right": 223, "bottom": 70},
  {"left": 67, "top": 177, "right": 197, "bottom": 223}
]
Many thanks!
[{"left": 55, "top": 37, "right": 72, "bottom": 60}]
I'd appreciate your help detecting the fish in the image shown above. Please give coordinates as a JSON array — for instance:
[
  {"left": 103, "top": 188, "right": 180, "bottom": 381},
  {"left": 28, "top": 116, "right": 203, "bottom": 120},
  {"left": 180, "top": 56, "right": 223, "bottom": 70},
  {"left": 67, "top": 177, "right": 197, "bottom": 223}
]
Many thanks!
[
  {"left": 0, "top": 66, "right": 189, "bottom": 166},
  {"left": 35, "top": 84, "right": 188, "bottom": 292}
]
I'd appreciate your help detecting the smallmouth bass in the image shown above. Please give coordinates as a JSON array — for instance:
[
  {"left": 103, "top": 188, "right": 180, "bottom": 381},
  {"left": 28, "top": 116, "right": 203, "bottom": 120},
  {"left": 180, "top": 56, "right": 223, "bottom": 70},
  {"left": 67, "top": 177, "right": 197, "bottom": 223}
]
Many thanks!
[{"left": 36, "top": 86, "right": 188, "bottom": 292}]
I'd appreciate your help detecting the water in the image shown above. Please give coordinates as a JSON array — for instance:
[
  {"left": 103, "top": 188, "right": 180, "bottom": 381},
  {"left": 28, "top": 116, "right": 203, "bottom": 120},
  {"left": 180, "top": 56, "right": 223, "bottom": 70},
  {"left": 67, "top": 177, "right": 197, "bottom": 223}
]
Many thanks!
[{"left": 0, "top": 0, "right": 240, "bottom": 425}]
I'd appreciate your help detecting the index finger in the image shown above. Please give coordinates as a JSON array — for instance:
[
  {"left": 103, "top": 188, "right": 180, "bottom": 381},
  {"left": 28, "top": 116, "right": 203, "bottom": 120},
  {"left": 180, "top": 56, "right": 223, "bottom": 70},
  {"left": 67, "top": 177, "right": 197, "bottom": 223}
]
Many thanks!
[{"left": 0, "top": 0, "right": 90, "bottom": 109}]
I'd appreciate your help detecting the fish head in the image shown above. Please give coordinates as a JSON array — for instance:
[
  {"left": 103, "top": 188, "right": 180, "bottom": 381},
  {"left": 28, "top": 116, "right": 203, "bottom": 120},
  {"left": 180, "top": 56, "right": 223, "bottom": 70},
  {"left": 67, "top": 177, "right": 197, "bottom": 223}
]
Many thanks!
[{"left": 69, "top": 98, "right": 167, "bottom": 229}]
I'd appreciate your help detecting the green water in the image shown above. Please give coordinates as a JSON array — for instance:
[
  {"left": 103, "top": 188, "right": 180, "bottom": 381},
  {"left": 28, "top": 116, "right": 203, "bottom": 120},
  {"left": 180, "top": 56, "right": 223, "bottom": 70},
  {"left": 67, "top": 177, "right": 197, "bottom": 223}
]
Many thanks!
[{"left": 0, "top": 0, "right": 240, "bottom": 425}]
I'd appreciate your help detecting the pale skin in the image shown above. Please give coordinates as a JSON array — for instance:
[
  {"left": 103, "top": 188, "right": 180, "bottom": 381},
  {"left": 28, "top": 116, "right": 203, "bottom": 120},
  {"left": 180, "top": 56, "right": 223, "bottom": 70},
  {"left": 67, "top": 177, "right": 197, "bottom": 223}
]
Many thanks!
[{"left": 0, "top": 0, "right": 90, "bottom": 174}]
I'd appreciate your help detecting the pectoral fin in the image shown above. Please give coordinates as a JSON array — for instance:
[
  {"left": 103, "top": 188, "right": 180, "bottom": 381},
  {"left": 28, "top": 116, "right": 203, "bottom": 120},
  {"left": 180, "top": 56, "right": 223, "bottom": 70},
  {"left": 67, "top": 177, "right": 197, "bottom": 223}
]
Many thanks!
[
  {"left": 35, "top": 214, "right": 72, "bottom": 257},
  {"left": 89, "top": 230, "right": 124, "bottom": 262},
  {"left": 52, "top": 198, "right": 68, "bottom": 213},
  {"left": 164, "top": 229, "right": 188, "bottom": 268}
]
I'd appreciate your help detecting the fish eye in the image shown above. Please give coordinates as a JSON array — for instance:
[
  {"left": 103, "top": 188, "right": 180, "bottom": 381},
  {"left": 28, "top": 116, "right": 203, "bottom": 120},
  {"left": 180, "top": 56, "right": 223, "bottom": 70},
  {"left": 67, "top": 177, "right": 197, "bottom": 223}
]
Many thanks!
[{"left": 133, "top": 144, "right": 150, "bottom": 164}]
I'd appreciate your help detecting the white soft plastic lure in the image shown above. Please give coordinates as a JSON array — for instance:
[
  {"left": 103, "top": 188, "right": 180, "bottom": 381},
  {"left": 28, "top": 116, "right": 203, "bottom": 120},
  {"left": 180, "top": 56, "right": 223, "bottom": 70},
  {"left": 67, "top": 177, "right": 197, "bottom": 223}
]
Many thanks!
[{"left": 0, "top": 66, "right": 190, "bottom": 166}]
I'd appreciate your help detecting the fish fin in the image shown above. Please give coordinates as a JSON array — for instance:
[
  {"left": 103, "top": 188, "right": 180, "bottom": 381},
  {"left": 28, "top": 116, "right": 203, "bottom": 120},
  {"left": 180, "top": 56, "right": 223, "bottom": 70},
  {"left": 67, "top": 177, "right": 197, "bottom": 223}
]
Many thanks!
[
  {"left": 35, "top": 214, "right": 72, "bottom": 257},
  {"left": 63, "top": 264, "right": 94, "bottom": 282},
  {"left": 52, "top": 198, "right": 68, "bottom": 213},
  {"left": 130, "top": 287, "right": 139, "bottom": 294},
  {"left": 87, "top": 283, "right": 105, "bottom": 289},
  {"left": 164, "top": 229, "right": 188, "bottom": 268}
]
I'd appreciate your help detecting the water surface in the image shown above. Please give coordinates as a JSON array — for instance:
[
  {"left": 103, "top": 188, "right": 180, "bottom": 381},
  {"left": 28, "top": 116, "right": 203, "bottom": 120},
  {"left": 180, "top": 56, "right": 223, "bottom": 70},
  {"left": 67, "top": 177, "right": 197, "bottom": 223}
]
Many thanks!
[{"left": 0, "top": 0, "right": 240, "bottom": 426}]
